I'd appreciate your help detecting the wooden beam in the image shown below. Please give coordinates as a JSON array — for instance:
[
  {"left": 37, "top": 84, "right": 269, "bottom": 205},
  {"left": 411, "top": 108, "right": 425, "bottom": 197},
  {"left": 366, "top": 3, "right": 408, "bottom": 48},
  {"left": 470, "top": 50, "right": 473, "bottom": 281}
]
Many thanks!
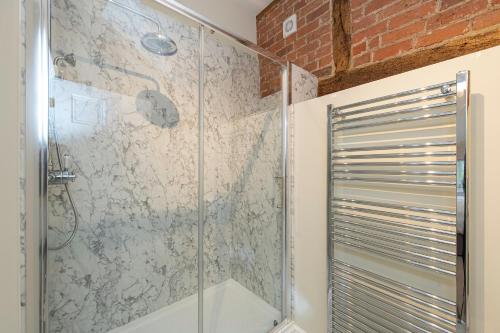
[
  {"left": 331, "top": 0, "right": 351, "bottom": 72},
  {"left": 318, "top": 28, "right": 500, "bottom": 96}
]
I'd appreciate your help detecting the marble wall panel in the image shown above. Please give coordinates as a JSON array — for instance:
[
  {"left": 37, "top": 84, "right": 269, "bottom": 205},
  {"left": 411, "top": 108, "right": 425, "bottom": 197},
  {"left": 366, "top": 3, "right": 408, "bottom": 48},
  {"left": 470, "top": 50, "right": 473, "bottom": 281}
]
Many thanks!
[{"left": 47, "top": 0, "right": 286, "bottom": 332}]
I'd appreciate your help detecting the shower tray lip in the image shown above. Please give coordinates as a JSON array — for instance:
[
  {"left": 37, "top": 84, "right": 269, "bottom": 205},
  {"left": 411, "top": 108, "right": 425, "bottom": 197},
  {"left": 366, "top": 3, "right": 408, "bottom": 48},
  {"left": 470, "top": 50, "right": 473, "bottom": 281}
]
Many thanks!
[
  {"left": 269, "top": 319, "right": 307, "bottom": 333},
  {"left": 108, "top": 279, "right": 281, "bottom": 333}
]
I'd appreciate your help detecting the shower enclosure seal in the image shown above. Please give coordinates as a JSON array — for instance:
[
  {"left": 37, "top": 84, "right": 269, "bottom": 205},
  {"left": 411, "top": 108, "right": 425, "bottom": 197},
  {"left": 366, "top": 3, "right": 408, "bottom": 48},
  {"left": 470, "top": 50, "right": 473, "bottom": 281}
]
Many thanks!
[
  {"left": 26, "top": 0, "right": 290, "bottom": 332},
  {"left": 197, "top": 25, "right": 205, "bottom": 333},
  {"left": 25, "top": 0, "right": 50, "bottom": 332}
]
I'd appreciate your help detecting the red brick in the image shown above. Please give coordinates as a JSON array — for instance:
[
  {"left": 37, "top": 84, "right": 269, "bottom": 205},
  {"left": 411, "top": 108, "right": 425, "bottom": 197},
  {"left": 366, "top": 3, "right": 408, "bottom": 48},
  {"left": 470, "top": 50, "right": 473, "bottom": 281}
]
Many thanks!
[
  {"left": 306, "top": 2, "right": 330, "bottom": 23},
  {"left": 285, "top": 34, "right": 295, "bottom": 45},
  {"left": 270, "top": 3, "right": 284, "bottom": 16},
  {"left": 389, "top": 1, "right": 437, "bottom": 29},
  {"left": 352, "top": 52, "right": 371, "bottom": 67},
  {"left": 304, "top": 60, "right": 319, "bottom": 72},
  {"left": 297, "top": 18, "right": 320, "bottom": 38},
  {"left": 373, "top": 39, "right": 413, "bottom": 61},
  {"left": 319, "top": 33, "right": 331, "bottom": 45},
  {"left": 352, "top": 20, "right": 388, "bottom": 44},
  {"left": 315, "top": 44, "right": 332, "bottom": 58},
  {"left": 269, "top": 39, "right": 285, "bottom": 53},
  {"left": 318, "top": 11, "right": 331, "bottom": 25},
  {"left": 428, "top": 0, "right": 488, "bottom": 30},
  {"left": 352, "top": 13, "right": 377, "bottom": 31},
  {"left": 296, "top": 40, "right": 320, "bottom": 57},
  {"left": 294, "top": 0, "right": 308, "bottom": 12},
  {"left": 277, "top": 44, "right": 294, "bottom": 57},
  {"left": 297, "top": 16, "right": 306, "bottom": 28},
  {"left": 440, "top": 0, "right": 465, "bottom": 11},
  {"left": 351, "top": 0, "right": 367, "bottom": 10},
  {"left": 368, "top": 36, "right": 380, "bottom": 49},
  {"left": 295, "top": 55, "right": 307, "bottom": 67},
  {"left": 416, "top": 21, "right": 469, "bottom": 47},
  {"left": 294, "top": 37, "right": 307, "bottom": 49},
  {"left": 261, "top": 38, "right": 274, "bottom": 49},
  {"left": 472, "top": 8, "right": 500, "bottom": 30},
  {"left": 382, "top": 21, "right": 426, "bottom": 45},
  {"left": 352, "top": 7, "right": 365, "bottom": 22},
  {"left": 318, "top": 54, "right": 333, "bottom": 68},
  {"left": 352, "top": 41, "right": 367, "bottom": 55},
  {"left": 307, "top": 24, "right": 331, "bottom": 41},
  {"left": 271, "top": 24, "right": 282, "bottom": 36},
  {"left": 302, "top": 0, "right": 327, "bottom": 16},
  {"left": 378, "top": 0, "right": 420, "bottom": 19},
  {"left": 366, "top": 0, "right": 398, "bottom": 14},
  {"left": 307, "top": 50, "right": 317, "bottom": 63}
]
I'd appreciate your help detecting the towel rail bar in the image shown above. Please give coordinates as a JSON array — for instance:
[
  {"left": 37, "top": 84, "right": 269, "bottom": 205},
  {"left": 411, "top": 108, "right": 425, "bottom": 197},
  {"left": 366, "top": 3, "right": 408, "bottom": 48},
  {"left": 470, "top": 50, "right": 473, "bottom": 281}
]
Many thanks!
[
  {"left": 333, "top": 197, "right": 455, "bottom": 216},
  {"left": 328, "top": 71, "right": 469, "bottom": 332},
  {"left": 333, "top": 141, "right": 456, "bottom": 153},
  {"left": 333, "top": 80, "right": 456, "bottom": 111}
]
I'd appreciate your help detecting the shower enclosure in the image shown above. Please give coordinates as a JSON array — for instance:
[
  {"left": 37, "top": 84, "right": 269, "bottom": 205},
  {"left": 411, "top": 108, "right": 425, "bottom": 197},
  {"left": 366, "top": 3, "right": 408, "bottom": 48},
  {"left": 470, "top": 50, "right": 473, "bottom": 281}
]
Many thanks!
[{"left": 28, "top": 0, "right": 289, "bottom": 332}]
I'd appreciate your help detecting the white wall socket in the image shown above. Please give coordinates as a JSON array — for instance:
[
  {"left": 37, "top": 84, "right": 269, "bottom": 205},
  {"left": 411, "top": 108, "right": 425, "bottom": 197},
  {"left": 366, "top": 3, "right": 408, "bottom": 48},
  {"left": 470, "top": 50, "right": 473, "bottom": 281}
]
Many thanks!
[{"left": 283, "top": 14, "right": 297, "bottom": 38}]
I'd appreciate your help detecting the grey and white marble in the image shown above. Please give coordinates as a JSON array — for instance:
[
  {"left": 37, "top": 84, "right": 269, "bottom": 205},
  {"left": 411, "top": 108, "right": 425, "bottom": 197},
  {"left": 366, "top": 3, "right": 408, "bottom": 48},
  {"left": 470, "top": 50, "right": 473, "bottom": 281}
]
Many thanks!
[
  {"left": 19, "top": 1, "right": 27, "bottom": 332},
  {"left": 47, "top": 1, "right": 286, "bottom": 332},
  {"left": 203, "top": 32, "right": 284, "bottom": 310},
  {"left": 291, "top": 64, "right": 318, "bottom": 105},
  {"left": 229, "top": 104, "right": 283, "bottom": 309}
]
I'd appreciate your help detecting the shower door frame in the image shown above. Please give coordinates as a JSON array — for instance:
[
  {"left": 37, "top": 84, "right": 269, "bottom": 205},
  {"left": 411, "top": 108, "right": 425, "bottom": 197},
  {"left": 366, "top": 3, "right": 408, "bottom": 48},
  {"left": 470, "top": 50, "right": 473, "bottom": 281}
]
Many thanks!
[{"left": 25, "top": 0, "right": 291, "bottom": 332}]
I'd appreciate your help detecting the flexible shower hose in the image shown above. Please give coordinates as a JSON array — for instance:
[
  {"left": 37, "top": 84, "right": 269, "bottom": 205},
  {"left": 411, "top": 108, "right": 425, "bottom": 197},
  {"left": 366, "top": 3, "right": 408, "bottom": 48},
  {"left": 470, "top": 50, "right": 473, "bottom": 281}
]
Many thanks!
[{"left": 48, "top": 127, "right": 80, "bottom": 251}]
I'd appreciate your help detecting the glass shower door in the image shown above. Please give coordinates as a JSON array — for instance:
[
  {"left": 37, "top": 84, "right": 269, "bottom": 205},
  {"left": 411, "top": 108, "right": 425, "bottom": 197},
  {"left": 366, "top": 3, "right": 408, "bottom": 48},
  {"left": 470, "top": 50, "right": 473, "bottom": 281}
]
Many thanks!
[
  {"left": 47, "top": 1, "right": 201, "bottom": 332},
  {"left": 45, "top": 1, "right": 287, "bottom": 332},
  {"left": 202, "top": 29, "right": 286, "bottom": 333}
]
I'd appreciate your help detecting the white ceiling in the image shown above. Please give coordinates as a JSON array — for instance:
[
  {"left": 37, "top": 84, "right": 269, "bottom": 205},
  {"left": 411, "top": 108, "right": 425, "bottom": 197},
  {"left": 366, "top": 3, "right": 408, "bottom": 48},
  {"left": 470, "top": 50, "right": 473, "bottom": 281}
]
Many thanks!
[
  {"left": 177, "top": 0, "right": 275, "bottom": 42},
  {"left": 244, "top": 0, "right": 275, "bottom": 15}
]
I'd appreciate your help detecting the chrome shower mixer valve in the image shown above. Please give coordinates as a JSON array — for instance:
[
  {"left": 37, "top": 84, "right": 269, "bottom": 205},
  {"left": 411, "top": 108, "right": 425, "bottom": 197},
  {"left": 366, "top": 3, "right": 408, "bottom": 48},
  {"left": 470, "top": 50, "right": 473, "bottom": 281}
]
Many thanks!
[{"left": 48, "top": 154, "right": 77, "bottom": 185}]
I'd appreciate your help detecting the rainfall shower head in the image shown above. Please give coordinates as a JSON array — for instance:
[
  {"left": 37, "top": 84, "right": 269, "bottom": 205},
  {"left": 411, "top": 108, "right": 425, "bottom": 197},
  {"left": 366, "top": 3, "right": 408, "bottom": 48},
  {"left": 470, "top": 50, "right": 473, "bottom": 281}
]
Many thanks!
[
  {"left": 141, "top": 32, "right": 177, "bottom": 56},
  {"left": 108, "top": 0, "right": 177, "bottom": 56}
]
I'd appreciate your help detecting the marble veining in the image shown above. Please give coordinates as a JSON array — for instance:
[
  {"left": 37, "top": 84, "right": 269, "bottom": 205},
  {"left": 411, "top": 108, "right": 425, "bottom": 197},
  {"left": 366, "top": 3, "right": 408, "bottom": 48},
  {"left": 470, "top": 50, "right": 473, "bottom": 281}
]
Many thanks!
[
  {"left": 47, "top": 0, "right": 287, "bottom": 332},
  {"left": 291, "top": 64, "right": 318, "bottom": 105}
]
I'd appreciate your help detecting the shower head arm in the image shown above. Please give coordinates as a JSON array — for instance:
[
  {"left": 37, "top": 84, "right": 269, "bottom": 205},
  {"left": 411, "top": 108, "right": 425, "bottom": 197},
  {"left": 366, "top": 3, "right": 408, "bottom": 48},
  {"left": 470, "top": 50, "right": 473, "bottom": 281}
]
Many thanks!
[{"left": 108, "top": 0, "right": 161, "bottom": 33}]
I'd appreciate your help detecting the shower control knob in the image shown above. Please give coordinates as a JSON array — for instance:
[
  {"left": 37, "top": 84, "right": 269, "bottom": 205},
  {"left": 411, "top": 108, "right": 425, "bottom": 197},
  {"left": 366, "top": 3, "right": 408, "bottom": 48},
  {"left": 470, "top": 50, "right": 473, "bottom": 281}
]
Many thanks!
[
  {"left": 48, "top": 155, "right": 77, "bottom": 186},
  {"left": 48, "top": 170, "right": 77, "bottom": 185},
  {"left": 63, "top": 154, "right": 71, "bottom": 171},
  {"left": 48, "top": 170, "right": 76, "bottom": 185}
]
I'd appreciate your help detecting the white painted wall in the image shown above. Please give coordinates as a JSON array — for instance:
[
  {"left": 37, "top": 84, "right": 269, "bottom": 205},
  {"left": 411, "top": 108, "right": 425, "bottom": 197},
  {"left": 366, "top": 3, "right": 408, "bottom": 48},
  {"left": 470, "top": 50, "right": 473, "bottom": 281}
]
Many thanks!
[
  {"left": 292, "top": 106, "right": 328, "bottom": 333},
  {"left": 176, "top": 0, "right": 271, "bottom": 42},
  {"left": 292, "top": 46, "right": 500, "bottom": 333},
  {"left": 0, "top": 0, "right": 22, "bottom": 332}
]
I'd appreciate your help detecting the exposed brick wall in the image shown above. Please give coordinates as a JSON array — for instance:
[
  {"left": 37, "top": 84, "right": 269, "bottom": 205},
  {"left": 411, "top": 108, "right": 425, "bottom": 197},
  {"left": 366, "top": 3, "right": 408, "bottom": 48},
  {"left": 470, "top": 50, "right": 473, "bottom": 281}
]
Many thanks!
[
  {"left": 351, "top": 0, "right": 500, "bottom": 68},
  {"left": 257, "top": 0, "right": 334, "bottom": 96},
  {"left": 257, "top": 0, "right": 500, "bottom": 96}
]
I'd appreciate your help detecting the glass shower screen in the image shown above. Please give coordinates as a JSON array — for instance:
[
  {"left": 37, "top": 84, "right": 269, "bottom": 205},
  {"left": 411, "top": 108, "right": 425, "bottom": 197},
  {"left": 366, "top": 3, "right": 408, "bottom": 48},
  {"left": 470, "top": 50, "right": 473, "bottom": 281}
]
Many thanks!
[
  {"left": 45, "top": 0, "right": 287, "bottom": 332},
  {"left": 202, "top": 30, "right": 285, "bottom": 333}
]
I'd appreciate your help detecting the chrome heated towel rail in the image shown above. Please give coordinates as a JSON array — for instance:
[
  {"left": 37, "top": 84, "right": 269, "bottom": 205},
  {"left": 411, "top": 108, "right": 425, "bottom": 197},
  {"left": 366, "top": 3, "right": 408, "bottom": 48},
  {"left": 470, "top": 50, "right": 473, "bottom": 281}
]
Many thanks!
[{"left": 327, "top": 71, "right": 469, "bottom": 333}]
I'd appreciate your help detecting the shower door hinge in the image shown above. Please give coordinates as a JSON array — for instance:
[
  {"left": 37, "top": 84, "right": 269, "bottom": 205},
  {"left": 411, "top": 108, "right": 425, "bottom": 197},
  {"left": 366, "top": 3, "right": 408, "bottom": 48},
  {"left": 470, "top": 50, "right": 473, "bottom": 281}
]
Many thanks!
[{"left": 49, "top": 97, "right": 55, "bottom": 108}]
